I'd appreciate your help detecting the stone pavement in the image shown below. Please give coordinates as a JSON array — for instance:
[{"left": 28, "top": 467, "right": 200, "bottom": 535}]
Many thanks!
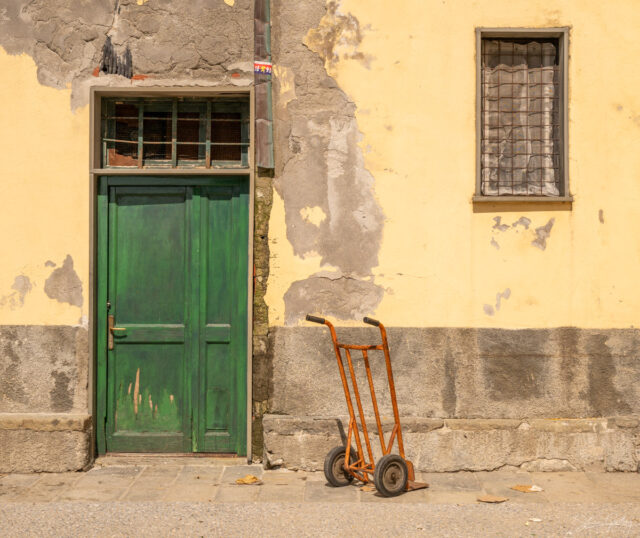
[{"left": 1, "top": 456, "right": 640, "bottom": 504}]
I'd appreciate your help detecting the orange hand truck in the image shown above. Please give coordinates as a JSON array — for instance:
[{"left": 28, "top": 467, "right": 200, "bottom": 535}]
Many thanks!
[{"left": 306, "top": 314, "right": 428, "bottom": 497}]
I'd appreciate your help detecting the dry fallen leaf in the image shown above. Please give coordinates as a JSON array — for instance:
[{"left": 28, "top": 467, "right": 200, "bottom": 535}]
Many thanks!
[
  {"left": 235, "top": 474, "right": 263, "bottom": 485},
  {"left": 511, "top": 484, "right": 544, "bottom": 493},
  {"left": 477, "top": 494, "right": 508, "bottom": 503},
  {"left": 360, "top": 485, "right": 376, "bottom": 492}
]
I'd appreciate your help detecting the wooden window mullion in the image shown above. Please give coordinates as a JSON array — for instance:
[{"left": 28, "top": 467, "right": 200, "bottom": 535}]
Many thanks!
[
  {"left": 205, "top": 100, "right": 212, "bottom": 169},
  {"left": 137, "top": 101, "right": 144, "bottom": 169},
  {"left": 171, "top": 99, "right": 178, "bottom": 168}
]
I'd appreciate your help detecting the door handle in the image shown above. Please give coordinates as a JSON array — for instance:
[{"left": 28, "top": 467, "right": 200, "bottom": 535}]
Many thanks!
[{"left": 108, "top": 314, "right": 126, "bottom": 350}]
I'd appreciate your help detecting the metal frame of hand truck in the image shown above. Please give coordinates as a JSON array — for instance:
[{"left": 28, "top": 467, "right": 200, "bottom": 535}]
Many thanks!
[{"left": 306, "top": 314, "right": 428, "bottom": 495}]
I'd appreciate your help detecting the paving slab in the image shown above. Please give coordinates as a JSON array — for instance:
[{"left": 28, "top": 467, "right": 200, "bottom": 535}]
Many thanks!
[
  {"left": 258, "top": 484, "right": 305, "bottom": 502},
  {"left": 530, "top": 472, "right": 607, "bottom": 503},
  {"left": 74, "top": 466, "right": 143, "bottom": 490},
  {"left": 220, "top": 464, "right": 264, "bottom": 483},
  {"left": 420, "top": 472, "right": 482, "bottom": 492},
  {"left": 215, "top": 484, "right": 261, "bottom": 502},
  {"left": 304, "top": 481, "right": 359, "bottom": 502},
  {"left": 586, "top": 472, "right": 640, "bottom": 502},
  {"left": 177, "top": 465, "right": 224, "bottom": 483},
  {"left": 162, "top": 483, "right": 218, "bottom": 502},
  {"left": 475, "top": 471, "right": 549, "bottom": 504},
  {"left": 15, "top": 473, "right": 82, "bottom": 502}
]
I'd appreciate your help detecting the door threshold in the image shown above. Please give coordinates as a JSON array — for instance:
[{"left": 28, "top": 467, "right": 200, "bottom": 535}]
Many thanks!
[{"left": 95, "top": 453, "right": 249, "bottom": 468}]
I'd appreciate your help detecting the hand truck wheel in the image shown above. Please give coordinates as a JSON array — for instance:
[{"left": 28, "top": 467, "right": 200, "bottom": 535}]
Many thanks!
[
  {"left": 373, "top": 454, "right": 408, "bottom": 497},
  {"left": 324, "top": 446, "right": 357, "bottom": 487}
]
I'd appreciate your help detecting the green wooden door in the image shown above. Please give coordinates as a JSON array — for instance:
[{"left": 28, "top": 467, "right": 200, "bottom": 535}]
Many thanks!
[{"left": 99, "top": 178, "right": 248, "bottom": 454}]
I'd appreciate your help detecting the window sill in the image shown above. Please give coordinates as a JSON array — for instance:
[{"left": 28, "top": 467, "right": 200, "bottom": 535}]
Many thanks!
[{"left": 472, "top": 195, "right": 573, "bottom": 203}]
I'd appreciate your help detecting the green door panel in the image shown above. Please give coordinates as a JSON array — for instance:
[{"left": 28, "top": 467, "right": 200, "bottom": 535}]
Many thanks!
[{"left": 100, "top": 177, "right": 248, "bottom": 455}]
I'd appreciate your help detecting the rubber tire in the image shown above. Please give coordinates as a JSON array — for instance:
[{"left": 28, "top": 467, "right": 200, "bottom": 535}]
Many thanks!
[
  {"left": 373, "top": 454, "right": 408, "bottom": 497},
  {"left": 324, "top": 446, "right": 357, "bottom": 487}
]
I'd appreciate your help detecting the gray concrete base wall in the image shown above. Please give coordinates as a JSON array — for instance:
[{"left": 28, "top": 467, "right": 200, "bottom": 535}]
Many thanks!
[
  {"left": 0, "top": 413, "right": 91, "bottom": 472},
  {"left": 265, "top": 327, "right": 640, "bottom": 472},
  {"left": 263, "top": 415, "right": 639, "bottom": 472},
  {"left": 0, "top": 326, "right": 90, "bottom": 472}
]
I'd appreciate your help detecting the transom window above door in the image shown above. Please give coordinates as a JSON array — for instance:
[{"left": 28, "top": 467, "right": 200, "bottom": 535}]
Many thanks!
[{"left": 101, "top": 97, "right": 249, "bottom": 169}]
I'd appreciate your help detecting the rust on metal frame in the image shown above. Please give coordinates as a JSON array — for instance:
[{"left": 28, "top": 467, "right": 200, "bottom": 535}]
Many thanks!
[{"left": 308, "top": 315, "right": 428, "bottom": 492}]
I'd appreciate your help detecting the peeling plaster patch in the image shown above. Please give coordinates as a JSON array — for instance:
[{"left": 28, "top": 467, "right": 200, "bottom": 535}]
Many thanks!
[
  {"left": 512, "top": 217, "right": 531, "bottom": 230},
  {"left": 492, "top": 217, "right": 509, "bottom": 232},
  {"left": 495, "top": 288, "right": 511, "bottom": 311},
  {"left": 0, "top": 275, "right": 33, "bottom": 310},
  {"left": 303, "top": 0, "right": 370, "bottom": 71},
  {"left": 44, "top": 255, "right": 83, "bottom": 308},
  {"left": 483, "top": 304, "right": 495, "bottom": 316},
  {"left": 532, "top": 218, "right": 555, "bottom": 251},
  {"left": 599, "top": 209, "right": 605, "bottom": 224},
  {"left": 490, "top": 237, "right": 500, "bottom": 250},
  {"left": 137, "top": 0, "right": 150, "bottom": 4},
  {"left": 45, "top": 260, "right": 56, "bottom": 268},
  {"left": 284, "top": 276, "right": 384, "bottom": 325},
  {"left": 300, "top": 206, "right": 327, "bottom": 227},
  {"left": 223, "top": 0, "right": 235, "bottom": 5},
  {"left": 273, "top": 64, "right": 297, "bottom": 109}
]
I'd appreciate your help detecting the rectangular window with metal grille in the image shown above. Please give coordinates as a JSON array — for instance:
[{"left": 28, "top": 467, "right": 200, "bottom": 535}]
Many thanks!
[
  {"left": 476, "top": 29, "right": 569, "bottom": 200},
  {"left": 101, "top": 97, "right": 250, "bottom": 169}
]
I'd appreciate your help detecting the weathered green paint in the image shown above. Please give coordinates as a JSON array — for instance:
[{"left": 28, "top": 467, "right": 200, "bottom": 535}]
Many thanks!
[{"left": 97, "top": 176, "right": 248, "bottom": 455}]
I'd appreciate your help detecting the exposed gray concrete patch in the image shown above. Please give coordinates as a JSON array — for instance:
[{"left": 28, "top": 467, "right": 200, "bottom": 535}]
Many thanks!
[
  {"left": 273, "top": 1, "right": 385, "bottom": 319},
  {"left": 492, "top": 216, "right": 509, "bottom": 232},
  {"left": 0, "top": 326, "right": 88, "bottom": 413},
  {"left": 284, "top": 276, "right": 384, "bottom": 325},
  {"left": 599, "top": 209, "right": 605, "bottom": 224},
  {"left": 0, "top": 0, "right": 254, "bottom": 108},
  {"left": 0, "top": 275, "right": 32, "bottom": 310},
  {"left": 490, "top": 237, "right": 500, "bottom": 250},
  {"left": 44, "top": 255, "right": 83, "bottom": 308},
  {"left": 532, "top": 218, "right": 555, "bottom": 250},
  {"left": 483, "top": 304, "right": 495, "bottom": 316},
  {"left": 269, "top": 327, "right": 640, "bottom": 420},
  {"left": 11, "top": 275, "right": 32, "bottom": 305},
  {"left": 512, "top": 216, "right": 531, "bottom": 229},
  {"left": 495, "top": 288, "right": 511, "bottom": 311}
]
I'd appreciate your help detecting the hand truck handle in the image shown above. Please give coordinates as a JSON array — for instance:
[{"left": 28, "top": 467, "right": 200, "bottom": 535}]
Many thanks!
[
  {"left": 306, "top": 314, "right": 326, "bottom": 324},
  {"left": 363, "top": 317, "right": 380, "bottom": 327}
]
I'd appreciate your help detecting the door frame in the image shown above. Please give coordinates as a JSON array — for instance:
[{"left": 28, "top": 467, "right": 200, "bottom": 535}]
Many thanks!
[{"left": 89, "top": 87, "right": 255, "bottom": 460}]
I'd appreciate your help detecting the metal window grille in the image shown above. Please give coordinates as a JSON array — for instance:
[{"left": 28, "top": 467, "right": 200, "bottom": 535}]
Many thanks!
[
  {"left": 101, "top": 97, "right": 250, "bottom": 169},
  {"left": 481, "top": 38, "right": 562, "bottom": 196}
]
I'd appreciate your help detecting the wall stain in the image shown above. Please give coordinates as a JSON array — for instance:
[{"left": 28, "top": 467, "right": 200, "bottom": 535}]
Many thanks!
[
  {"left": 45, "top": 260, "right": 56, "bottom": 267},
  {"left": 0, "top": 328, "right": 28, "bottom": 405},
  {"left": 490, "top": 237, "right": 500, "bottom": 250},
  {"left": 495, "top": 288, "right": 511, "bottom": 311},
  {"left": 531, "top": 218, "right": 555, "bottom": 250},
  {"left": 483, "top": 304, "right": 495, "bottom": 316},
  {"left": 598, "top": 209, "right": 604, "bottom": 224},
  {"left": 44, "top": 255, "right": 83, "bottom": 307},
  {"left": 587, "top": 333, "right": 631, "bottom": 416},
  {"left": 49, "top": 370, "right": 73, "bottom": 412}
]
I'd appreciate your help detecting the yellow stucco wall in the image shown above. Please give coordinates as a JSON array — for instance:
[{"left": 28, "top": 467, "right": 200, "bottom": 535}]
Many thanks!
[
  {"left": 267, "top": 0, "right": 640, "bottom": 328},
  {"left": 0, "top": 50, "right": 89, "bottom": 326}
]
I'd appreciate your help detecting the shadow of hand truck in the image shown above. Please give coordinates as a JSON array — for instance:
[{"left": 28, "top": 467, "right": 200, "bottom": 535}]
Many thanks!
[{"left": 306, "top": 314, "right": 428, "bottom": 497}]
